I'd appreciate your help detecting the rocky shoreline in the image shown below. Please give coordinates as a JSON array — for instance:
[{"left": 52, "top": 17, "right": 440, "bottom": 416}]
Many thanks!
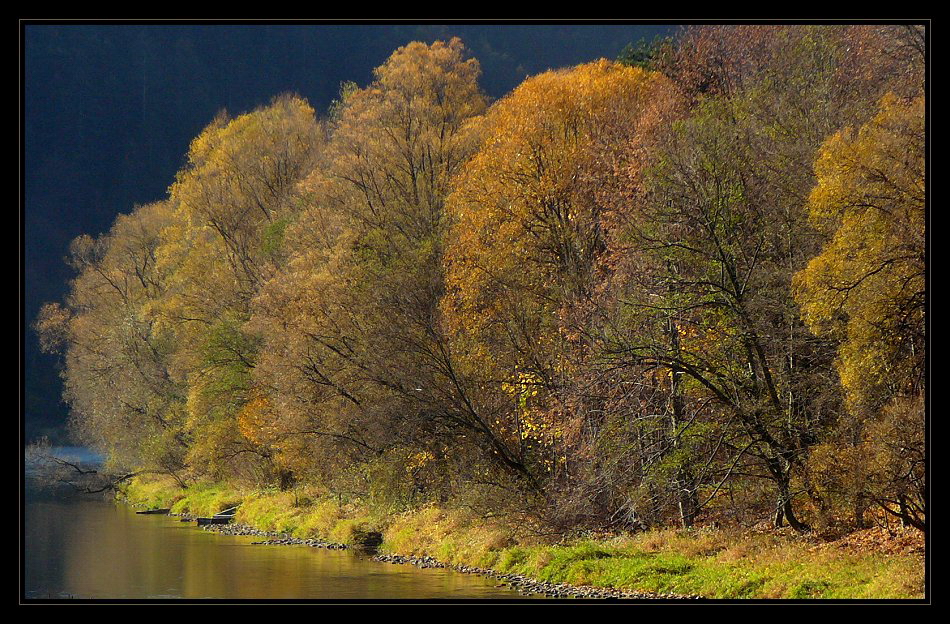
[
  {"left": 372, "top": 553, "right": 701, "bottom": 600},
  {"left": 169, "top": 512, "right": 701, "bottom": 600},
  {"left": 173, "top": 515, "right": 352, "bottom": 550}
]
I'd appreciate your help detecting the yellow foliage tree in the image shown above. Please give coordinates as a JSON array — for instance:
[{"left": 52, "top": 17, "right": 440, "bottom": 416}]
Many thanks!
[
  {"left": 250, "top": 39, "right": 492, "bottom": 496},
  {"left": 795, "top": 93, "right": 925, "bottom": 414},
  {"left": 150, "top": 95, "right": 321, "bottom": 483},
  {"left": 36, "top": 201, "right": 189, "bottom": 479},
  {"left": 795, "top": 93, "right": 925, "bottom": 530}
]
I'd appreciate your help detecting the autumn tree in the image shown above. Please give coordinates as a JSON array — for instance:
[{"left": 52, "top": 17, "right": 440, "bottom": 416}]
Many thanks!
[
  {"left": 250, "top": 39, "right": 497, "bottom": 505},
  {"left": 442, "top": 60, "right": 688, "bottom": 527},
  {"left": 592, "top": 25, "right": 925, "bottom": 532},
  {"left": 601, "top": 99, "right": 825, "bottom": 532},
  {"left": 35, "top": 201, "right": 189, "bottom": 483},
  {"left": 148, "top": 94, "right": 322, "bottom": 484},
  {"left": 795, "top": 93, "right": 925, "bottom": 530}
]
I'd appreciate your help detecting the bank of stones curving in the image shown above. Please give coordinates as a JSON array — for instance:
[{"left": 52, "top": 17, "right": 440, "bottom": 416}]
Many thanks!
[
  {"left": 372, "top": 553, "right": 701, "bottom": 599},
  {"left": 185, "top": 518, "right": 351, "bottom": 550},
  {"left": 167, "top": 512, "right": 701, "bottom": 599}
]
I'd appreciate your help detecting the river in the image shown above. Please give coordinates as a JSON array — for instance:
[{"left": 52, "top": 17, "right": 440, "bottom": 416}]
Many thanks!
[{"left": 22, "top": 450, "right": 534, "bottom": 601}]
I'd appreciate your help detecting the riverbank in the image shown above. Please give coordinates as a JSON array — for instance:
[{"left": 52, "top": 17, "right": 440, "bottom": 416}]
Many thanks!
[
  {"left": 193, "top": 521, "right": 692, "bottom": 599},
  {"left": 120, "top": 476, "right": 925, "bottom": 600}
]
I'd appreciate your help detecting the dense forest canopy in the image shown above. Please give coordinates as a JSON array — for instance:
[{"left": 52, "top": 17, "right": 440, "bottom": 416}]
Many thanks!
[
  {"left": 35, "top": 24, "right": 927, "bottom": 536},
  {"left": 24, "top": 24, "right": 673, "bottom": 442}
]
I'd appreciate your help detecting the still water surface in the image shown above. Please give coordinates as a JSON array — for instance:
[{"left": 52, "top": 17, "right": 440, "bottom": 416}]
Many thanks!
[{"left": 24, "top": 477, "right": 531, "bottom": 600}]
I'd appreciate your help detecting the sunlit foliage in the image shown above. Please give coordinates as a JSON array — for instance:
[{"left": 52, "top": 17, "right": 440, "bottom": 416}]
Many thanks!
[
  {"left": 38, "top": 30, "right": 926, "bottom": 536},
  {"left": 250, "top": 39, "right": 494, "bottom": 500},
  {"left": 796, "top": 93, "right": 925, "bottom": 530}
]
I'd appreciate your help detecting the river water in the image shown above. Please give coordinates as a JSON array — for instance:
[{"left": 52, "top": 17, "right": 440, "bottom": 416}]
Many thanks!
[{"left": 22, "top": 451, "right": 532, "bottom": 601}]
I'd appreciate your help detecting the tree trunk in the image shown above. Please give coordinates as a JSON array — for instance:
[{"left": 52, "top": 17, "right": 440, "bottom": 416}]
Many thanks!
[{"left": 774, "top": 474, "right": 810, "bottom": 532}]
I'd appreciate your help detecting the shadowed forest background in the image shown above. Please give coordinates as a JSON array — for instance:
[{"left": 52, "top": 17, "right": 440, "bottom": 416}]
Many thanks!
[{"left": 27, "top": 23, "right": 926, "bottom": 538}]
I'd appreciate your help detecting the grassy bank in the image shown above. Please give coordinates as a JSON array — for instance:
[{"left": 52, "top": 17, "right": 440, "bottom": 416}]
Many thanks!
[{"left": 120, "top": 476, "right": 925, "bottom": 600}]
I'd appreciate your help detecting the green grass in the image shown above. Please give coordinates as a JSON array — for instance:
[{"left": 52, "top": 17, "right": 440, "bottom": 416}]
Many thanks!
[
  {"left": 376, "top": 512, "right": 923, "bottom": 599},
  {"left": 121, "top": 476, "right": 186, "bottom": 511},
  {"left": 473, "top": 537, "right": 921, "bottom": 598}
]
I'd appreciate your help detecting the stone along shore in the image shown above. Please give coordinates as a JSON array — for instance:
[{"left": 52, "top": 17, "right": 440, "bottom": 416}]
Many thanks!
[{"left": 181, "top": 515, "right": 702, "bottom": 600}]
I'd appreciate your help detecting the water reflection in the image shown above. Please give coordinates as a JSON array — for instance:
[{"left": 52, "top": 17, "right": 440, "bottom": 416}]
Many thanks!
[{"left": 24, "top": 493, "right": 534, "bottom": 600}]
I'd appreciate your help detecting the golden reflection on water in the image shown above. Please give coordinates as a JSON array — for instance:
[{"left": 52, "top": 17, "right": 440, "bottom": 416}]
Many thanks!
[{"left": 26, "top": 496, "right": 531, "bottom": 600}]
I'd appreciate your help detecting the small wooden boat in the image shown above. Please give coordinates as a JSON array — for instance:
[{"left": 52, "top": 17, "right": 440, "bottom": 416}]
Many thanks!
[
  {"left": 196, "top": 505, "right": 238, "bottom": 525},
  {"left": 136, "top": 508, "right": 171, "bottom": 515}
]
